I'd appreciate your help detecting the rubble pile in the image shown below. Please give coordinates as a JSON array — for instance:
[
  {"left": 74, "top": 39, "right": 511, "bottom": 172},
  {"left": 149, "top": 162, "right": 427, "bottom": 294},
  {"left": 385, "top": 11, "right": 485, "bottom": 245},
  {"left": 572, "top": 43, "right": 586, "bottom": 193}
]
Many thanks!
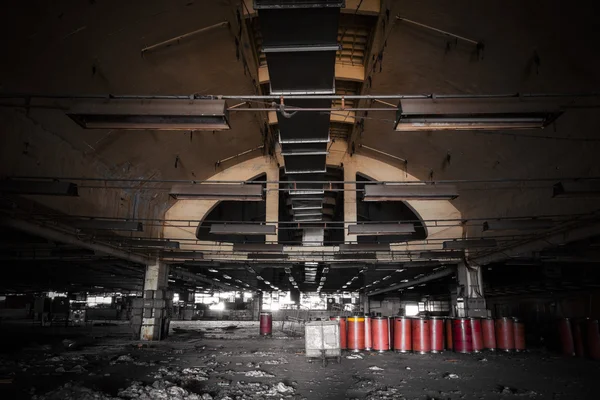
[
  {"left": 32, "top": 382, "right": 119, "bottom": 400},
  {"left": 153, "top": 366, "right": 210, "bottom": 385},
  {"left": 219, "top": 381, "right": 296, "bottom": 399},
  {"left": 363, "top": 387, "right": 406, "bottom": 400}
]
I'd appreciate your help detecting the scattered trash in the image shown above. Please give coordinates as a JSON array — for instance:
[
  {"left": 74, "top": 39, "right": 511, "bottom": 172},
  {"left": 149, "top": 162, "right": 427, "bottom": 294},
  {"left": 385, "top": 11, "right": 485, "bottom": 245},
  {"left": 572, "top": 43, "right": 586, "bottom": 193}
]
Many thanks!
[
  {"left": 479, "top": 358, "right": 488, "bottom": 362},
  {"left": 54, "top": 367, "right": 65, "bottom": 373},
  {"left": 276, "top": 382, "right": 294, "bottom": 394},
  {"left": 405, "top": 367, "right": 411, "bottom": 370},
  {"left": 347, "top": 354, "right": 364, "bottom": 360},
  {"left": 69, "top": 365, "right": 86, "bottom": 374},
  {"left": 61, "top": 339, "right": 76, "bottom": 350},
  {"left": 244, "top": 370, "right": 275, "bottom": 378},
  {"left": 46, "top": 357, "right": 63, "bottom": 363},
  {"left": 444, "top": 373, "right": 460, "bottom": 379},
  {"left": 262, "top": 358, "right": 288, "bottom": 365},
  {"left": 369, "top": 366, "right": 384, "bottom": 371}
]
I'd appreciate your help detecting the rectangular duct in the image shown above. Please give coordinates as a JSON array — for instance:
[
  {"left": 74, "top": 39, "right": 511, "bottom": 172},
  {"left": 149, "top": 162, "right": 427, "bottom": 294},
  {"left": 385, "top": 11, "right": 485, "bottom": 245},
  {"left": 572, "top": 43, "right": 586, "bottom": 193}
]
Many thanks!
[
  {"left": 0, "top": 180, "right": 78, "bottom": 196},
  {"left": 119, "top": 239, "right": 180, "bottom": 249},
  {"left": 67, "top": 99, "right": 230, "bottom": 130},
  {"left": 233, "top": 243, "right": 284, "bottom": 252},
  {"left": 363, "top": 184, "right": 459, "bottom": 201},
  {"left": 72, "top": 220, "right": 143, "bottom": 232},
  {"left": 169, "top": 184, "right": 263, "bottom": 200},
  {"left": 161, "top": 251, "right": 204, "bottom": 259},
  {"left": 347, "top": 224, "right": 416, "bottom": 235},
  {"left": 210, "top": 224, "right": 276, "bottom": 235},
  {"left": 339, "top": 243, "right": 391, "bottom": 252}
]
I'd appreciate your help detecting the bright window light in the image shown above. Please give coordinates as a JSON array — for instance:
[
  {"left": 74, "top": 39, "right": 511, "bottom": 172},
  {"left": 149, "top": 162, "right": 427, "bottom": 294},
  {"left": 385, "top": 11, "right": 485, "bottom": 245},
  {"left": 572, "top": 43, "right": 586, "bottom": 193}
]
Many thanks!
[
  {"left": 405, "top": 304, "right": 419, "bottom": 316},
  {"left": 209, "top": 302, "right": 225, "bottom": 311}
]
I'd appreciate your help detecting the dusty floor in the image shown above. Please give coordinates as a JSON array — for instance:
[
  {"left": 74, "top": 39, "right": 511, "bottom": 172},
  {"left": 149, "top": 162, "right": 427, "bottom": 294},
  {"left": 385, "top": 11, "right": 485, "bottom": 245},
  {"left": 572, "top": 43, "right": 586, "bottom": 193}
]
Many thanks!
[{"left": 0, "top": 320, "right": 597, "bottom": 399}]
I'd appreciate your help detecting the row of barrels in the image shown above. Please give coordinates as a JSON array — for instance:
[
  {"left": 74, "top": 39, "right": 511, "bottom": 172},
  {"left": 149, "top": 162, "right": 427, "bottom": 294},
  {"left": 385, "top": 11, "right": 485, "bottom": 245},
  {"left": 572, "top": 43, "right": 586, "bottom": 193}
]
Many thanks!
[
  {"left": 558, "top": 318, "right": 600, "bottom": 360},
  {"left": 330, "top": 315, "right": 526, "bottom": 353}
]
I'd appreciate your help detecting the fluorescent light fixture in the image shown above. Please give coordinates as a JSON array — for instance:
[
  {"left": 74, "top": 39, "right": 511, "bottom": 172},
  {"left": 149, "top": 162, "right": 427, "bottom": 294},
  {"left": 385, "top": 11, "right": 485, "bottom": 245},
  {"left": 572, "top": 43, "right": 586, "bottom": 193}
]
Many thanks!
[
  {"left": 67, "top": 98, "right": 230, "bottom": 130},
  {"left": 420, "top": 251, "right": 464, "bottom": 259},
  {"left": 289, "top": 189, "right": 325, "bottom": 195},
  {"left": 347, "top": 223, "right": 415, "bottom": 236},
  {"left": 256, "top": 276, "right": 264, "bottom": 280},
  {"left": 394, "top": 99, "right": 562, "bottom": 131},
  {"left": 363, "top": 184, "right": 458, "bottom": 201},
  {"left": 161, "top": 251, "right": 204, "bottom": 259},
  {"left": 483, "top": 219, "right": 554, "bottom": 232},
  {"left": 0, "top": 180, "right": 78, "bottom": 196},
  {"left": 72, "top": 219, "right": 143, "bottom": 231},
  {"left": 396, "top": 269, "right": 405, "bottom": 272},
  {"left": 339, "top": 243, "right": 391, "bottom": 252},
  {"left": 170, "top": 184, "right": 263, "bottom": 200},
  {"left": 233, "top": 243, "right": 283, "bottom": 252},
  {"left": 553, "top": 181, "right": 600, "bottom": 198},
  {"left": 342, "top": 285, "right": 347, "bottom": 288},
  {"left": 120, "top": 239, "right": 180, "bottom": 249},
  {"left": 208, "top": 269, "right": 218, "bottom": 273},
  {"left": 210, "top": 224, "right": 276, "bottom": 235},
  {"left": 223, "top": 275, "right": 232, "bottom": 280},
  {"left": 443, "top": 239, "right": 497, "bottom": 249},
  {"left": 264, "top": 280, "right": 271, "bottom": 285},
  {"left": 401, "top": 279, "right": 409, "bottom": 283}
]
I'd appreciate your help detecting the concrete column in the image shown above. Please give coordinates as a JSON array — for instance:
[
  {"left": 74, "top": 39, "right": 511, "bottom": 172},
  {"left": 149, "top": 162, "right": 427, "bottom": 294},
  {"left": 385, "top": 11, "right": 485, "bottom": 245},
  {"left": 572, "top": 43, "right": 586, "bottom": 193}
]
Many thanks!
[
  {"left": 343, "top": 163, "right": 357, "bottom": 243},
  {"left": 265, "top": 168, "right": 279, "bottom": 243},
  {"left": 453, "top": 263, "right": 487, "bottom": 317},
  {"left": 141, "top": 259, "right": 170, "bottom": 341}
]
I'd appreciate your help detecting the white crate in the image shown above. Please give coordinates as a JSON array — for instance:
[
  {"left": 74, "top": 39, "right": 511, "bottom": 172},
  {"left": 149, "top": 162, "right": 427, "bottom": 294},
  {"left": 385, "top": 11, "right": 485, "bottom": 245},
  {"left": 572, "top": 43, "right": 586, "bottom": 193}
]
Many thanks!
[{"left": 305, "top": 321, "right": 341, "bottom": 359}]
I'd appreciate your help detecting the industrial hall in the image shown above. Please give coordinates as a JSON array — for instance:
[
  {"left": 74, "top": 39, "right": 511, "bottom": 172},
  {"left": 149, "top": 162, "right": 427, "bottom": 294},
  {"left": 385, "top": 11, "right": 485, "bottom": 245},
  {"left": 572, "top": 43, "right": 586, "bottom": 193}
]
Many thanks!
[{"left": 1, "top": 1, "right": 599, "bottom": 399}]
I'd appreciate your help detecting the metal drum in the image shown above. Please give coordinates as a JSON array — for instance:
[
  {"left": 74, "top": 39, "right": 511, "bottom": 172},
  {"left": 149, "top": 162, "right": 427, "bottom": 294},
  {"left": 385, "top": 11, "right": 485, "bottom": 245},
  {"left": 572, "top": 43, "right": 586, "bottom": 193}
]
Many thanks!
[
  {"left": 412, "top": 317, "right": 431, "bottom": 354},
  {"left": 513, "top": 318, "right": 526, "bottom": 352},
  {"left": 558, "top": 318, "right": 575, "bottom": 357},
  {"left": 259, "top": 311, "right": 272, "bottom": 336},
  {"left": 330, "top": 316, "right": 348, "bottom": 350},
  {"left": 364, "top": 315, "right": 373, "bottom": 351},
  {"left": 470, "top": 318, "right": 484, "bottom": 353},
  {"left": 482, "top": 317, "right": 497, "bottom": 351},
  {"left": 372, "top": 316, "right": 391, "bottom": 352},
  {"left": 572, "top": 318, "right": 586, "bottom": 358},
  {"left": 430, "top": 317, "right": 444, "bottom": 353},
  {"left": 495, "top": 317, "right": 515, "bottom": 352},
  {"left": 445, "top": 317, "right": 453, "bottom": 351},
  {"left": 586, "top": 319, "right": 600, "bottom": 360},
  {"left": 393, "top": 317, "right": 412, "bottom": 353},
  {"left": 452, "top": 317, "right": 472, "bottom": 353},
  {"left": 347, "top": 317, "right": 366, "bottom": 352}
]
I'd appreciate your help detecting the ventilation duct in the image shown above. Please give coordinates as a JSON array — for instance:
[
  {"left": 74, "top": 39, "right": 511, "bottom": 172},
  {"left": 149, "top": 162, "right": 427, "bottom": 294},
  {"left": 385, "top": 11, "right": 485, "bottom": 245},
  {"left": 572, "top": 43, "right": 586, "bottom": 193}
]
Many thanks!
[
  {"left": 0, "top": 180, "right": 78, "bottom": 196},
  {"left": 363, "top": 184, "right": 459, "bottom": 201},
  {"left": 169, "top": 184, "right": 263, "bottom": 200}
]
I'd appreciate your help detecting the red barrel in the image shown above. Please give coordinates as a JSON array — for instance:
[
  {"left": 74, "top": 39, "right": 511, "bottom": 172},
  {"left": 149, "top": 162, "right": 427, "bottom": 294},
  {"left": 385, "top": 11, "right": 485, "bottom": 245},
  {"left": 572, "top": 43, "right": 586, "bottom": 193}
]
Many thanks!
[
  {"left": 372, "top": 316, "right": 390, "bottom": 352},
  {"left": 347, "top": 317, "right": 366, "bottom": 352},
  {"left": 364, "top": 315, "right": 372, "bottom": 351},
  {"left": 496, "top": 317, "right": 515, "bottom": 352},
  {"left": 330, "top": 316, "right": 347, "bottom": 350},
  {"left": 430, "top": 317, "right": 444, "bottom": 353},
  {"left": 412, "top": 317, "right": 431, "bottom": 354},
  {"left": 513, "top": 318, "right": 526, "bottom": 352},
  {"left": 445, "top": 318, "right": 453, "bottom": 351},
  {"left": 393, "top": 317, "right": 412, "bottom": 353},
  {"left": 452, "top": 317, "right": 472, "bottom": 353},
  {"left": 586, "top": 319, "right": 600, "bottom": 360},
  {"left": 558, "top": 318, "right": 575, "bottom": 357},
  {"left": 572, "top": 319, "right": 585, "bottom": 358},
  {"left": 470, "top": 318, "right": 484, "bottom": 353},
  {"left": 482, "top": 317, "right": 497, "bottom": 351},
  {"left": 259, "top": 311, "right": 272, "bottom": 336}
]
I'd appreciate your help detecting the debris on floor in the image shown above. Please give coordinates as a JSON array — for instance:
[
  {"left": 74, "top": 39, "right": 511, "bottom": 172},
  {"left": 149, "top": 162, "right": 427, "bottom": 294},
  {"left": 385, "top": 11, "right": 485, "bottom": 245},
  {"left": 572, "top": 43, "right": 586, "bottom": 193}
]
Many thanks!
[
  {"left": 444, "top": 373, "right": 460, "bottom": 379},
  {"left": 369, "top": 366, "right": 384, "bottom": 371},
  {"left": 347, "top": 354, "right": 364, "bottom": 360},
  {"left": 244, "top": 369, "right": 275, "bottom": 377}
]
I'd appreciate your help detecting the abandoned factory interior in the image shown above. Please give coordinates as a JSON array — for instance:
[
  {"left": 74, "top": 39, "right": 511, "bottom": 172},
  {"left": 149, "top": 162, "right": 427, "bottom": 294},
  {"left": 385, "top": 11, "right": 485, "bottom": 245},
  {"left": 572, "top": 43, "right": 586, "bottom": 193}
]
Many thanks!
[{"left": 1, "top": 1, "right": 600, "bottom": 399}]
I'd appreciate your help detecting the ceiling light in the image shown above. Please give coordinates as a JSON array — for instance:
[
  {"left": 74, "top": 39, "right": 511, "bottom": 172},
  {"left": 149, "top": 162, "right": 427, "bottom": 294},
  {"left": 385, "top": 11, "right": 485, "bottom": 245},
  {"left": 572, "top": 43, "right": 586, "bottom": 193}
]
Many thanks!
[
  {"left": 170, "top": 184, "right": 262, "bottom": 201},
  {"left": 383, "top": 276, "right": 391, "bottom": 280},
  {"left": 223, "top": 275, "right": 232, "bottom": 280},
  {"left": 363, "top": 184, "right": 458, "bottom": 201},
  {"left": 420, "top": 251, "right": 464, "bottom": 259},
  {"left": 0, "top": 180, "right": 78, "bottom": 196},
  {"left": 256, "top": 276, "right": 264, "bottom": 280},
  {"left": 553, "top": 181, "right": 600, "bottom": 198},
  {"left": 483, "top": 219, "right": 554, "bottom": 231},
  {"left": 396, "top": 269, "right": 405, "bottom": 272},
  {"left": 208, "top": 269, "right": 218, "bottom": 273},
  {"left": 407, "top": 286, "right": 415, "bottom": 289},
  {"left": 233, "top": 243, "right": 283, "bottom": 252},
  {"left": 213, "top": 278, "right": 220, "bottom": 282},
  {"left": 210, "top": 224, "right": 276, "bottom": 235},
  {"left": 401, "top": 279, "right": 409, "bottom": 283},
  {"left": 322, "top": 267, "right": 329, "bottom": 274},
  {"left": 442, "top": 239, "right": 497, "bottom": 249},
  {"left": 372, "top": 280, "right": 380, "bottom": 284},
  {"left": 348, "top": 223, "right": 415, "bottom": 235},
  {"left": 67, "top": 98, "right": 230, "bottom": 130},
  {"left": 264, "top": 281, "right": 271, "bottom": 285},
  {"left": 342, "top": 285, "right": 347, "bottom": 288},
  {"left": 339, "top": 243, "right": 391, "bottom": 252},
  {"left": 394, "top": 99, "right": 562, "bottom": 131}
]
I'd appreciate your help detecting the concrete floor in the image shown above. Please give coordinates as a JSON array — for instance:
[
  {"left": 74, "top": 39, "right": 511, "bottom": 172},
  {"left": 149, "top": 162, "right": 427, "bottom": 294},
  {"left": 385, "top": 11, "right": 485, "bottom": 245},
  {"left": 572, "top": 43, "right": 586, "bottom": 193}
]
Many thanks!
[{"left": 0, "top": 320, "right": 598, "bottom": 399}]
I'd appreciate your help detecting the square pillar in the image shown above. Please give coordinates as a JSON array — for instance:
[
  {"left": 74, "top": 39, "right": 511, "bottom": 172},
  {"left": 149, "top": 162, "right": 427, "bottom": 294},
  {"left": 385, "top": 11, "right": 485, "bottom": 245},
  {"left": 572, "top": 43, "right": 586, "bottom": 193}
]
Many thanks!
[
  {"left": 344, "top": 163, "right": 357, "bottom": 243},
  {"left": 265, "top": 169, "right": 279, "bottom": 243},
  {"left": 140, "top": 259, "right": 171, "bottom": 341}
]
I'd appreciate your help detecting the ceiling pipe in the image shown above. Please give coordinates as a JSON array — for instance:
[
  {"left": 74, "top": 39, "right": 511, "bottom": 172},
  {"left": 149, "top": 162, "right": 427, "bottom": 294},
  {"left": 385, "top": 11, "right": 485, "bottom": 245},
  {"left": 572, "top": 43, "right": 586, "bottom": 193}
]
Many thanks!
[
  {"left": 367, "top": 267, "right": 455, "bottom": 296},
  {"left": 0, "top": 217, "right": 149, "bottom": 265}
]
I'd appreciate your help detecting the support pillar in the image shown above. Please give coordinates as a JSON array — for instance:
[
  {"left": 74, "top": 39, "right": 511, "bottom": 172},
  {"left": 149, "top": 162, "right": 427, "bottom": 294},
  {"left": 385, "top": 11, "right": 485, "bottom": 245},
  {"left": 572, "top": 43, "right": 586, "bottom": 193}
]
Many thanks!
[
  {"left": 452, "top": 263, "right": 487, "bottom": 317},
  {"left": 343, "top": 163, "right": 358, "bottom": 243},
  {"left": 141, "top": 259, "right": 171, "bottom": 341},
  {"left": 265, "top": 168, "right": 279, "bottom": 243}
]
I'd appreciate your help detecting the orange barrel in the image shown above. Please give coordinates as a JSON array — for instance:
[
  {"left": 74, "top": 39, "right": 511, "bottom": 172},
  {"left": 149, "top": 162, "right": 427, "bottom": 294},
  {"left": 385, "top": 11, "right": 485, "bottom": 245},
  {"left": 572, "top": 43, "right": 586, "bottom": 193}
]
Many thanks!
[
  {"left": 572, "top": 318, "right": 586, "bottom": 358},
  {"left": 470, "top": 318, "right": 484, "bottom": 353},
  {"left": 364, "top": 315, "right": 373, "bottom": 351},
  {"left": 586, "top": 319, "right": 600, "bottom": 360},
  {"left": 372, "top": 316, "right": 390, "bottom": 352},
  {"left": 445, "top": 317, "right": 453, "bottom": 351},
  {"left": 482, "top": 317, "right": 497, "bottom": 351},
  {"left": 412, "top": 317, "right": 431, "bottom": 354},
  {"left": 430, "top": 317, "right": 444, "bottom": 353},
  {"left": 393, "top": 317, "right": 412, "bottom": 353},
  {"left": 259, "top": 311, "right": 272, "bottom": 336},
  {"left": 347, "top": 317, "right": 366, "bottom": 352},
  {"left": 452, "top": 317, "right": 472, "bottom": 353},
  {"left": 496, "top": 317, "right": 515, "bottom": 352},
  {"left": 513, "top": 318, "right": 526, "bottom": 352},
  {"left": 330, "top": 316, "right": 348, "bottom": 350},
  {"left": 558, "top": 318, "right": 575, "bottom": 357}
]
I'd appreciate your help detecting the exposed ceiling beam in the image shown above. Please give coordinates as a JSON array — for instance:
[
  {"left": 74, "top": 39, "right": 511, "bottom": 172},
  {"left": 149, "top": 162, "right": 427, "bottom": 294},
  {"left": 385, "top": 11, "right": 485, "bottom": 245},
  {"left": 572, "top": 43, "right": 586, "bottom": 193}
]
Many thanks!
[{"left": 367, "top": 267, "right": 455, "bottom": 296}]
